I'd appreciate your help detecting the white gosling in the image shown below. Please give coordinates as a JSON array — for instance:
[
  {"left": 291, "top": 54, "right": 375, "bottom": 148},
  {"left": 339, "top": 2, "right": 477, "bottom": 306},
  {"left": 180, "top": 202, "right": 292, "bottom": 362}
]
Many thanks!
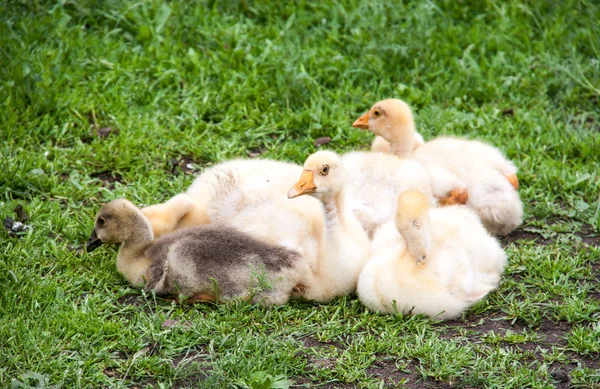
[
  {"left": 353, "top": 99, "right": 469, "bottom": 207},
  {"left": 353, "top": 98, "right": 523, "bottom": 236},
  {"left": 140, "top": 158, "right": 325, "bottom": 241},
  {"left": 288, "top": 150, "right": 371, "bottom": 302},
  {"left": 358, "top": 190, "right": 507, "bottom": 320}
]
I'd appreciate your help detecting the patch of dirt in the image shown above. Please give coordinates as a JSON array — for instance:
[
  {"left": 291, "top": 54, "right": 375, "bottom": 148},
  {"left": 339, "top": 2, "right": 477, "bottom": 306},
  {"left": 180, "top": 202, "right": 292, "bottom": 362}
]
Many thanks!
[
  {"left": 114, "top": 350, "right": 128, "bottom": 359},
  {"left": 199, "top": 110, "right": 223, "bottom": 124},
  {"left": 247, "top": 147, "right": 265, "bottom": 158},
  {"left": 95, "top": 126, "right": 119, "bottom": 139},
  {"left": 298, "top": 336, "right": 343, "bottom": 371},
  {"left": 565, "top": 351, "right": 600, "bottom": 371},
  {"left": 14, "top": 204, "right": 29, "bottom": 222},
  {"left": 66, "top": 243, "right": 84, "bottom": 255},
  {"left": 569, "top": 113, "right": 598, "bottom": 132},
  {"left": 587, "top": 287, "right": 600, "bottom": 302},
  {"left": 171, "top": 346, "right": 209, "bottom": 368},
  {"left": 502, "top": 108, "right": 515, "bottom": 117},
  {"left": 548, "top": 361, "right": 576, "bottom": 389},
  {"left": 103, "top": 363, "right": 158, "bottom": 389},
  {"left": 146, "top": 341, "right": 161, "bottom": 357},
  {"left": 444, "top": 314, "right": 571, "bottom": 348},
  {"left": 169, "top": 156, "right": 201, "bottom": 175},
  {"left": 91, "top": 171, "right": 124, "bottom": 188},
  {"left": 117, "top": 293, "right": 146, "bottom": 307},
  {"left": 537, "top": 320, "right": 571, "bottom": 347},
  {"left": 502, "top": 224, "right": 599, "bottom": 248},
  {"left": 77, "top": 110, "right": 119, "bottom": 142},
  {"left": 170, "top": 347, "right": 214, "bottom": 389},
  {"left": 444, "top": 314, "right": 600, "bottom": 385},
  {"left": 293, "top": 377, "right": 356, "bottom": 389},
  {"left": 171, "top": 373, "right": 214, "bottom": 389},
  {"left": 295, "top": 336, "right": 348, "bottom": 385},
  {"left": 443, "top": 314, "right": 528, "bottom": 340},
  {"left": 579, "top": 225, "right": 600, "bottom": 247},
  {"left": 103, "top": 367, "right": 120, "bottom": 378},
  {"left": 3, "top": 204, "right": 32, "bottom": 238},
  {"left": 302, "top": 336, "right": 345, "bottom": 350},
  {"left": 296, "top": 337, "right": 452, "bottom": 388},
  {"left": 37, "top": 196, "right": 87, "bottom": 207},
  {"left": 101, "top": 350, "right": 129, "bottom": 380},
  {"left": 585, "top": 116, "right": 595, "bottom": 128},
  {"left": 366, "top": 358, "right": 452, "bottom": 389},
  {"left": 307, "top": 355, "right": 337, "bottom": 370},
  {"left": 501, "top": 228, "right": 553, "bottom": 246},
  {"left": 591, "top": 262, "right": 600, "bottom": 278},
  {"left": 129, "top": 376, "right": 158, "bottom": 389},
  {"left": 505, "top": 347, "right": 598, "bottom": 388}
]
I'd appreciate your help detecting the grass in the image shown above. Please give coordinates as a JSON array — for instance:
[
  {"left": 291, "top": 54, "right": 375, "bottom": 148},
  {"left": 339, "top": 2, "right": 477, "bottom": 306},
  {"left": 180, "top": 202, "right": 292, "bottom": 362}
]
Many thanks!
[{"left": 1, "top": 0, "right": 599, "bottom": 387}]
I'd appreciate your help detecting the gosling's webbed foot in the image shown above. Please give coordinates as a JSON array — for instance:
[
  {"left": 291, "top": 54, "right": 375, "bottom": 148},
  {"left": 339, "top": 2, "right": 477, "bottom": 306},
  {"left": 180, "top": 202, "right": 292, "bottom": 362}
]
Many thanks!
[
  {"left": 292, "top": 284, "right": 306, "bottom": 293},
  {"left": 506, "top": 173, "right": 519, "bottom": 190},
  {"left": 438, "top": 187, "right": 469, "bottom": 206},
  {"left": 186, "top": 292, "right": 217, "bottom": 304}
]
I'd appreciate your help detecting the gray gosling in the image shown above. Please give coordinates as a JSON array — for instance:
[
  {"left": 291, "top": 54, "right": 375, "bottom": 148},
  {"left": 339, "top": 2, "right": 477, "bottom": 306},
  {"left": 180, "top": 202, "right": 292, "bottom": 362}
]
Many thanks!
[{"left": 86, "top": 199, "right": 307, "bottom": 305}]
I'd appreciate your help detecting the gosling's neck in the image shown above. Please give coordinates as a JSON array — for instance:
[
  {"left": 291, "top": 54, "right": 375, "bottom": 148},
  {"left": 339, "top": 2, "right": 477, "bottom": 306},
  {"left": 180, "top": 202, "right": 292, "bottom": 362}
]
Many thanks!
[
  {"left": 320, "top": 190, "right": 345, "bottom": 233},
  {"left": 320, "top": 189, "right": 367, "bottom": 245},
  {"left": 385, "top": 121, "right": 418, "bottom": 158},
  {"left": 318, "top": 185, "right": 370, "bottom": 296},
  {"left": 390, "top": 138, "right": 416, "bottom": 158},
  {"left": 116, "top": 216, "right": 155, "bottom": 287},
  {"left": 122, "top": 224, "right": 153, "bottom": 249}
]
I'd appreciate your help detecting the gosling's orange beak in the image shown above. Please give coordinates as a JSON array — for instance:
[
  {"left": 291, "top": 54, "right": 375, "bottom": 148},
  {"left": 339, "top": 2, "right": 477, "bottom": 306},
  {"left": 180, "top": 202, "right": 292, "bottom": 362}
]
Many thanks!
[
  {"left": 288, "top": 170, "right": 316, "bottom": 199},
  {"left": 352, "top": 112, "right": 369, "bottom": 129}
]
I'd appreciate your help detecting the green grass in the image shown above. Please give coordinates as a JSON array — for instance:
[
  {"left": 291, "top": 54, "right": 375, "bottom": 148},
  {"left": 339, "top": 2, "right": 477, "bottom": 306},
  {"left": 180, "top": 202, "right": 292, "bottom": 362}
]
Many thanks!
[{"left": 1, "top": 0, "right": 599, "bottom": 387}]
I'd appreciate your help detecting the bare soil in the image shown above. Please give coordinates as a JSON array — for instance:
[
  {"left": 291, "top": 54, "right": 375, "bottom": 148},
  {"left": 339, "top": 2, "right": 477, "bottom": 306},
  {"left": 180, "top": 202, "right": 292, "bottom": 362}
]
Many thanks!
[
  {"left": 501, "top": 224, "right": 600, "bottom": 248},
  {"left": 169, "top": 156, "right": 202, "bottom": 175},
  {"left": 90, "top": 171, "right": 124, "bottom": 188},
  {"left": 501, "top": 227, "right": 554, "bottom": 246}
]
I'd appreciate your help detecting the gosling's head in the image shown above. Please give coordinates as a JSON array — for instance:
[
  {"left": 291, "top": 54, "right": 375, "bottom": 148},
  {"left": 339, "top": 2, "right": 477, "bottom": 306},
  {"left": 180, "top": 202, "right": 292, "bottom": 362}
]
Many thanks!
[
  {"left": 352, "top": 99, "right": 415, "bottom": 142},
  {"left": 287, "top": 151, "right": 345, "bottom": 200},
  {"left": 86, "top": 199, "right": 150, "bottom": 252}
]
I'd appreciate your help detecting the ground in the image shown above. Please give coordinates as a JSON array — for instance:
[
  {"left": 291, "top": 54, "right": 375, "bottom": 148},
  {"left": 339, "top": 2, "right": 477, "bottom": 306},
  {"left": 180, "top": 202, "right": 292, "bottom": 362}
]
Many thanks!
[{"left": 1, "top": 0, "right": 599, "bottom": 388}]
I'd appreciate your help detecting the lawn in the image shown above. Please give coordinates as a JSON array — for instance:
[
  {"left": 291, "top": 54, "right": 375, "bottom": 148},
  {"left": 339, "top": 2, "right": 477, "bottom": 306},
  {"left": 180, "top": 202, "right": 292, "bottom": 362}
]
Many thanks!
[{"left": 1, "top": 0, "right": 599, "bottom": 388}]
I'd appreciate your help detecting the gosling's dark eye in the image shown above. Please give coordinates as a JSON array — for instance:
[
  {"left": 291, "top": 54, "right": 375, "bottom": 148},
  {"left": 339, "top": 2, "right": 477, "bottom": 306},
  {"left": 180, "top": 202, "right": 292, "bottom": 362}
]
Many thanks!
[
  {"left": 97, "top": 217, "right": 105, "bottom": 227},
  {"left": 320, "top": 165, "right": 330, "bottom": 176},
  {"left": 373, "top": 109, "right": 382, "bottom": 118}
]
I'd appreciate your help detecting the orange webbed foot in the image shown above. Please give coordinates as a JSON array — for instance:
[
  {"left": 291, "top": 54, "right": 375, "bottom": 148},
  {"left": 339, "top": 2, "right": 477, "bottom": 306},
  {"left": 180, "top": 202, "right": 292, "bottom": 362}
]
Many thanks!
[
  {"left": 438, "top": 188, "right": 469, "bottom": 206},
  {"left": 506, "top": 173, "right": 519, "bottom": 190},
  {"left": 185, "top": 292, "right": 217, "bottom": 304},
  {"left": 292, "top": 284, "right": 306, "bottom": 293}
]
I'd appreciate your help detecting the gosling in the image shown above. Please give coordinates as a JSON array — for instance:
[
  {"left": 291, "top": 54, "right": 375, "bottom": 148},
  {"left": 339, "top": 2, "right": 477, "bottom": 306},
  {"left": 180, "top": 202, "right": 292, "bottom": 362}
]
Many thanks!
[{"left": 86, "top": 199, "right": 308, "bottom": 305}]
